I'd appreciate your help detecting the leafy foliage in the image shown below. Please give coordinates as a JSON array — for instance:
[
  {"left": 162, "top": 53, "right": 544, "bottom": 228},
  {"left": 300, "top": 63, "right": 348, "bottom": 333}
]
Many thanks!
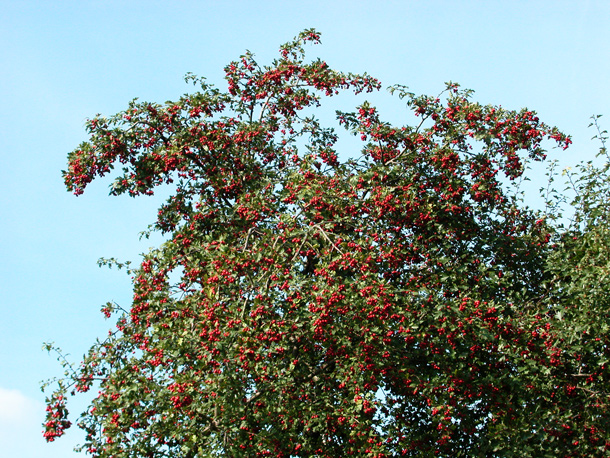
[{"left": 44, "top": 30, "right": 610, "bottom": 457}]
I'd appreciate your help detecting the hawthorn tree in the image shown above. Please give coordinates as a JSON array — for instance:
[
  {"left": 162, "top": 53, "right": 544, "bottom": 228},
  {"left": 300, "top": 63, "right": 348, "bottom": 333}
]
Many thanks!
[
  {"left": 43, "top": 30, "right": 609, "bottom": 457},
  {"left": 532, "top": 118, "right": 610, "bottom": 457}
]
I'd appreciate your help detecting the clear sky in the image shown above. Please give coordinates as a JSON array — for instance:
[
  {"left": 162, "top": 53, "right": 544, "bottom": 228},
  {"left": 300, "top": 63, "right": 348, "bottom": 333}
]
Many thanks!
[{"left": 1, "top": 1, "right": 609, "bottom": 456}]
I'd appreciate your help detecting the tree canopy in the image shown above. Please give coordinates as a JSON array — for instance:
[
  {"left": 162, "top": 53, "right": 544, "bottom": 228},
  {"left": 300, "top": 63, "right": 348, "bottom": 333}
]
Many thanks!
[{"left": 44, "top": 30, "right": 610, "bottom": 457}]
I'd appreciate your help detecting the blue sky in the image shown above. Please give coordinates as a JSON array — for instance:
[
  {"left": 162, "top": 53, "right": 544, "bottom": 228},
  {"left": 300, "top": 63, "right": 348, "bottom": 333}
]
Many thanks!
[{"left": 1, "top": 1, "right": 609, "bottom": 456}]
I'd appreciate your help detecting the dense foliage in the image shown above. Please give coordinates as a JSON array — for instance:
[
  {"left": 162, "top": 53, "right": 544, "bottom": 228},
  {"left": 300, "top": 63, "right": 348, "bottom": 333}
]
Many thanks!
[{"left": 44, "top": 30, "right": 610, "bottom": 457}]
